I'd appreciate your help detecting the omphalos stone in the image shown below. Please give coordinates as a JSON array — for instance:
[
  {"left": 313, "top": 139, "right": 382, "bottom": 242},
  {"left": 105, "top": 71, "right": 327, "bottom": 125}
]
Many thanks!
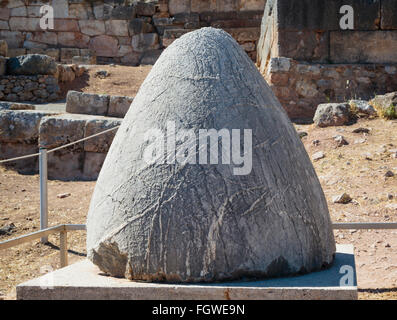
[{"left": 86, "top": 27, "right": 336, "bottom": 283}]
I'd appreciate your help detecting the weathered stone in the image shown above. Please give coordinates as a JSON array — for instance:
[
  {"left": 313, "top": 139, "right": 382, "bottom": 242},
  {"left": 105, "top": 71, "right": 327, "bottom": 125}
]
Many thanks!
[
  {"left": 168, "top": 0, "right": 191, "bottom": 15},
  {"left": 86, "top": 28, "right": 335, "bottom": 282},
  {"left": 140, "top": 49, "right": 162, "bottom": 65},
  {"left": 381, "top": 0, "right": 397, "bottom": 30},
  {"left": 79, "top": 20, "right": 106, "bottom": 36},
  {"left": 83, "top": 152, "right": 107, "bottom": 180},
  {"left": 105, "top": 20, "right": 129, "bottom": 37},
  {"left": 267, "top": 57, "right": 291, "bottom": 73},
  {"left": 0, "top": 8, "right": 10, "bottom": 20},
  {"left": 61, "top": 48, "right": 80, "bottom": 63},
  {"left": 53, "top": 19, "right": 79, "bottom": 32},
  {"left": 23, "top": 41, "right": 48, "bottom": 50},
  {"left": 0, "top": 31, "right": 24, "bottom": 48},
  {"left": 89, "top": 35, "right": 119, "bottom": 57},
  {"left": 84, "top": 118, "right": 122, "bottom": 153},
  {"left": 72, "top": 55, "right": 97, "bottom": 65},
  {"left": 110, "top": 5, "right": 136, "bottom": 20},
  {"left": 108, "top": 95, "right": 134, "bottom": 118},
  {"left": 131, "top": 33, "right": 159, "bottom": 52},
  {"left": 66, "top": 91, "right": 109, "bottom": 116},
  {"left": 58, "top": 32, "right": 90, "bottom": 48},
  {"left": 9, "top": 17, "right": 40, "bottom": 31},
  {"left": 313, "top": 103, "right": 351, "bottom": 127},
  {"left": 6, "top": 54, "right": 58, "bottom": 75},
  {"left": 349, "top": 100, "right": 376, "bottom": 117},
  {"left": 370, "top": 92, "right": 397, "bottom": 119},
  {"left": 332, "top": 193, "right": 352, "bottom": 204},
  {"left": 0, "top": 110, "right": 56, "bottom": 144},
  {"left": 135, "top": 2, "right": 156, "bottom": 16},
  {"left": 330, "top": 31, "right": 397, "bottom": 64},
  {"left": 120, "top": 52, "right": 141, "bottom": 66},
  {"left": 128, "top": 18, "right": 154, "bottom": 35}
]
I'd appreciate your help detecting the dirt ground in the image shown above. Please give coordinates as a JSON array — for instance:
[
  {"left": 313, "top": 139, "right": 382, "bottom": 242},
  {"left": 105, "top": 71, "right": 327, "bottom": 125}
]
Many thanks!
[
  {"left": 59, "top": 65, "right": 152, "bottom": 98},
  {"left": 1, "top": 65, "right": 396, "bottom": 300}
]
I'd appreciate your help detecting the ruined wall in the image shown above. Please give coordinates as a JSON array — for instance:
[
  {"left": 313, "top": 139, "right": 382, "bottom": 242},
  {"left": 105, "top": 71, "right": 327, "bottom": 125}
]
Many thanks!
[
  {"left": 257, "top": 0, "right": 397, "bottom": 121},
  {"left": 0, "top": 0, "right": 266, "bottom": 65}
]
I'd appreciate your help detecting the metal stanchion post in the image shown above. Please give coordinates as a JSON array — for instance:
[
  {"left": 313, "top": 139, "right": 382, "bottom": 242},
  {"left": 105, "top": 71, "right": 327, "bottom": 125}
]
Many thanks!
[{"left": 39, "top": 148, "right": 48, "bottom": 243}]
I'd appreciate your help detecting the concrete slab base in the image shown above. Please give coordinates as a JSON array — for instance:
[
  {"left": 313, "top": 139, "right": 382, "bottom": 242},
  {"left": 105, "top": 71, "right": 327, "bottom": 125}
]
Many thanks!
[{"left": 17, "top": 244, "right": 357, "bottom": 300}]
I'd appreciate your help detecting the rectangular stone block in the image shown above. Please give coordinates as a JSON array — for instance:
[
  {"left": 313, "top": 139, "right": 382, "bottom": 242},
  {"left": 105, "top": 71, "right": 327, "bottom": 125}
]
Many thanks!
[
  {"left": 0, "top": 110, "right": 56, "bottom": 144},
  {"left": 0, "top": 31, "right": 23, "bottom": 48},
  {"left": 330, "top": 31, "right": 397, "bottom": 63},
  {"left": 9, "top": 17, "right": 40, "bottom": 31},
  {"left": 38, "top": 114, "right": 87, "bottom": 150},
  {"left": 66, "top": 91, "right": 109, "bottom": 116},
  {"left": 47, "top": 151, "right": 85, "bottom": 181},
  {"left": 108, "top": 95, "right": 134, "bottom": 118},
  {"left": 0, "top": 142, "right": 38, "bottom": 174},
  {"left": 7, "top": 48, "right": 26, "bottom": 57},
  {"left": 84, "top": 117, "right": 121, "bottom": 153},
  {"left": 16, "top": 245, "right": 358, "bottom": 300},
  {"left": 276, "top": 0, "right": 380, "bottom": 31},
  {"left": 61, "top": 48, "right": 80, "bottom": 63},
  {"left": 278, "top": 30, "right": 329, "bottom": 63},
  {"left": 83, "top": 152, "right": 107, "bottom": 180},
  {"left": 224, "top": 27, "right": 261, "bottom": 42},
  {"left": 381, "top": 0, "right": 397, "bottom": 30}
]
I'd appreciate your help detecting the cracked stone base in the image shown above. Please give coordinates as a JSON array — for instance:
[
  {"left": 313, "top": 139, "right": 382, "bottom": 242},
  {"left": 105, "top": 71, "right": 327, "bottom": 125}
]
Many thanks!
[{"left": 16, "top": 245, "right": 357, "bottom": 300}]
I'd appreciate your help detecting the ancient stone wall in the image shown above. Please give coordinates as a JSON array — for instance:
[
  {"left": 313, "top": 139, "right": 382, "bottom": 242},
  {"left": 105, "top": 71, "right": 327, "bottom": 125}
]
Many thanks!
[
  {"left": 0, "top": 74, "right": 60, "bottom": 102},
  {"left": 257, "top": 0, "right": 397, "bottom": 122},
  {"left": 0, "top": 0, "right": 266, "bottom": 65}
]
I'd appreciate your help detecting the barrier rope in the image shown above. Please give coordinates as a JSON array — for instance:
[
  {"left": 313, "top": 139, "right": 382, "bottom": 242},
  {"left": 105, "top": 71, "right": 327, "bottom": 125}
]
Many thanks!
[{"left": 0, "top": 125, "right": 121, "bottom": 164}]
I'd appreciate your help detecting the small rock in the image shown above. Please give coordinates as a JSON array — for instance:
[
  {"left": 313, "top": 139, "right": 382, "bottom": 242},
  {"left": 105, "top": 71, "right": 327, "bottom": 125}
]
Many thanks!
[
  {"left": 385, "top": 171, "right": 395, "bottom": 178},
  {"left": 334, "top": 135, "right": 349, "bottom": 147},
  {"left": 363, "top": 153, "right": 372, "bottom": 160},
  {"left": 349, "top": 100, "right": 377, "bottom": 117},
  {"left": 312, "top": 139, "right": 320, "bottom": 146},
  {"left": 387, "top": 194, "right": 394, "bottom": 200},
  {"left": 385, "top": 203, "right": 397, "bottom": 210},
  {"left": 0, "top": 223, "right": 16, "bottom": 236},
  {"left": 332, "top": 193, "right": 352, "bottom": 204},
  {"left": 312, "top": 151, "right": 325, "bottom": 161},
  {"left": 298, "top": 131, "right": 308, "bottom": 139},
  {"left": 57, "top": 193, "right": 71, "bottom": 199},
  {"left": 94, "top": 70, "right": 109, "bottom": 79},
  {"left": 313, "top": 103, "right": 351, "bottom": 127},
  {"left": 352, "top": 127, "right": 371, "bottom": 134},
  {"left": 354, "top": 138, "right": 367, "bottom": 144},
  {"left": 385, "top": 243, "right": 391, "bottom": 248}
]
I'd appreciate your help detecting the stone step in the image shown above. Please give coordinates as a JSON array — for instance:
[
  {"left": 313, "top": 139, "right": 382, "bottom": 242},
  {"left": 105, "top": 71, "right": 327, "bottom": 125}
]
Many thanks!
[
  {"left": 66, "top": 90, "right": 134, "bottom": 118},
  {"left": 39, "top": 114, "right": 122, "bottom": 180},
  {"left": 0, "top": 110, "right": 122, "bottom": 180}
]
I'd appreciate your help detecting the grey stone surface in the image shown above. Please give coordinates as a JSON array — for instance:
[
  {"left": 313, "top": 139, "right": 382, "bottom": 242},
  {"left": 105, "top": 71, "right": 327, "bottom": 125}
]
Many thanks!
[
  {"left": 330, "top": 31, "right": 397, "bottom": 64},
  {"left": 66, "top": 91, "right": 109, "bottom": 116},
  {"left": 381, "top": 0, "right": 397, "bottom": 30},
  {"left": 86, "top": 28, "right": 335, "bottom": 283},
  {"left": 84, "top": 118, "right": 122, "bottom": 153},
  {"left": 6, "top": 54, "right": 58, "bottom": 75},
  {"left": 108, "top": 95, "right": 134, "bottom": 118},
  {"left": 349, "top": 100, "right": 376, "bottom": 117},
  {"left": 0, "top": 110, "right": 56, "bottom": 144},
  {"left": 16, "top": 245, "right": 357, "bottom": 300},
  {"left": 313, "top": 103, "right": 351, "bottom": 127}
]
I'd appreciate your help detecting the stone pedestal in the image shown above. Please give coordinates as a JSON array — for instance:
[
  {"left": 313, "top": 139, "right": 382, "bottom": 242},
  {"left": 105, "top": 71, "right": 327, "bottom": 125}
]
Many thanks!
[{"left": 16, "top": 245, "right": 357, "bottom": 300}]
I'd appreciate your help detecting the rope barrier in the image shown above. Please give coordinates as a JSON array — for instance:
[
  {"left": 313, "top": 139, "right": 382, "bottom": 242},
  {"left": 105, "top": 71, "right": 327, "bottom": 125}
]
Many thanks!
[{"left": 0, "top": 125, "right": 121, "bottom": 164}]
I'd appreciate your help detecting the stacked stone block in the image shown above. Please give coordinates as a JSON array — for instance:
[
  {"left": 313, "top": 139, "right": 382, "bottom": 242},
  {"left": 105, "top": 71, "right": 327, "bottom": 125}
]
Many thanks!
[
  {"left": 257, "top": 0, "right": 397, "bottom": 122},
  {"left": 0, "top": 0, "right": 266, "bottom": 65}
]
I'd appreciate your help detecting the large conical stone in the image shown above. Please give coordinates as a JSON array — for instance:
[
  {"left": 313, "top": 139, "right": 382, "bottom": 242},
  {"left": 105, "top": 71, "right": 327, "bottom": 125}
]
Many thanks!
[{"left": 86, "top": 27, "right": 335, "bottom": 282}]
